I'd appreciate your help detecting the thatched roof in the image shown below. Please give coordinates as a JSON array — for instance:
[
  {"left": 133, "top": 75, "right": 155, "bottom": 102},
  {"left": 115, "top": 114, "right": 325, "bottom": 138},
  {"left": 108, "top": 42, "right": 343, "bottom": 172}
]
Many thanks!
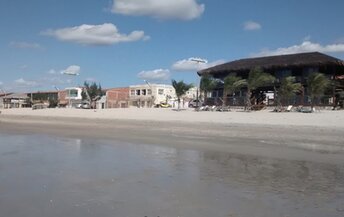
[{"left": 198, "top": 52, "right": 344, "bottom": 76}]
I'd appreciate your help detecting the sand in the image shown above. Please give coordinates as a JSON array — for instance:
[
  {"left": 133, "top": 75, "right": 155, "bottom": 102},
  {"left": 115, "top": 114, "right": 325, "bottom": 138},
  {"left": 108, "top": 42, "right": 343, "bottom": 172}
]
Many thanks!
[
  {"left": 1, "top": 107, "right": 344, "bottom": 128},
  {"left": 1, "top": 107, "right": 344, "bottom": 158}
]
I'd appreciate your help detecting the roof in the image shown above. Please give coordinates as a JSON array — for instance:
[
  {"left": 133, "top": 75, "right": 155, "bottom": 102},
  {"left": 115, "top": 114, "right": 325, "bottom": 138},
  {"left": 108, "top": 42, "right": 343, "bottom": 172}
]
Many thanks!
[
  {"left": 2, "top": 93, "right": 29, "bottom": 99},
  {"left": 198, "top": 52, "right": 344, "bottom": 76}
]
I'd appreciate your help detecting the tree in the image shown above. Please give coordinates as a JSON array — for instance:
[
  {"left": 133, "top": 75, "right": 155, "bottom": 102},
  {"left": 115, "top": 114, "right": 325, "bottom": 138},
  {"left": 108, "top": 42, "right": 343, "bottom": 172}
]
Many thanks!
[
  {"left": 277, "top": 76, "right": 302, "bottom": 107},
  {"left": 82, "top": 81, "right": 105, "bottom": 108},
  {"left": 307, "top": 72, "right": 330, "bottom": 110},
  {"left": 82, "top": 81, "right": 104, "bottom": 100},
  {"left": 200, "top": 74, "right": 216, "bottom": 103},
  {"left": 245, "top": 68, "right": 275, "bottom": 110},
  {"left": 223, "top": 74, "right": 246, "bottom": 106},
  {"left": 172, "top": 79, "right": 193, "bottom": 110}
]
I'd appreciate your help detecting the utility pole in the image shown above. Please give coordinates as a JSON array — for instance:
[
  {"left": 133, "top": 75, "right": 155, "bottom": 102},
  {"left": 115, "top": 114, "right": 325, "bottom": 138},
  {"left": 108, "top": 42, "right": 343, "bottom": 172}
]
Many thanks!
[{"left": 190, "top": 58, "right": 207, "bottom": 107}]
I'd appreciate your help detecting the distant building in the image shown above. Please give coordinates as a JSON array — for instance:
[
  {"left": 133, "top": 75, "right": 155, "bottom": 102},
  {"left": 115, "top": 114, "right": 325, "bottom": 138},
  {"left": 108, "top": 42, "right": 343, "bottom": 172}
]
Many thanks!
[
  {"left": 106, "top": 87, "right": 129, "bottom": 108},
  {"left": 129, "top": 84, "right": 176, "bottom": 107},
  {"left": 96, "top": 96, "right": 107, "bottom": 109},
  {"left": 184, "top": 87, "right": 198, "bottom": 100},
  {"left": 64, "top": 87, "right": 83, "bottom": 108},
  {"left": 29, "top": 91, "right": 59, "bottom": 107},
  {"left": 1, "top": 93, "right": 29, "bottom": 108}
]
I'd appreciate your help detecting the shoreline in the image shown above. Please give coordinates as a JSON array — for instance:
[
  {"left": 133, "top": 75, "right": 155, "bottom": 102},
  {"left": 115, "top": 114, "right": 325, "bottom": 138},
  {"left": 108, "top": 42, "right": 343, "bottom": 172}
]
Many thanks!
[{"left": 1, "top": 108, "right": 344, "bottom": 163}]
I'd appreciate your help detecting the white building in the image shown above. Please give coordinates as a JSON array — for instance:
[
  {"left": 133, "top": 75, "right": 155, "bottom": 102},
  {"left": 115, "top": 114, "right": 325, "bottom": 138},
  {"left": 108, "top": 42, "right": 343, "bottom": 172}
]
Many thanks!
[
  {"left": 129, "top": 84, "right": 177, "bottom": 108},
  {"left": 184, "top": 87, "right": 198, "bottom": 100},
  {"left": 65, "top": 87, "right": 83, "bottom": 107}
]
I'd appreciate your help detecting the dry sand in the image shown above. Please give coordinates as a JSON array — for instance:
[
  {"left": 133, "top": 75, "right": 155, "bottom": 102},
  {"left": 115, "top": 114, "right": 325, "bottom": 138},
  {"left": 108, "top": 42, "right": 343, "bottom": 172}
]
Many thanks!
[{"left": 1, "top": 107, "right": 344, "bottom": 128}]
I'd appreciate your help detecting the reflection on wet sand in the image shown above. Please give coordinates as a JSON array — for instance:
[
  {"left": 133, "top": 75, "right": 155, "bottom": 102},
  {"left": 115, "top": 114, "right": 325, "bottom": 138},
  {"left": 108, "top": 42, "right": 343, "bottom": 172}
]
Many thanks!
[
  {"left": 1, "top": 133, "right": 344, "bottom": 217},
  {"left": 201, "top": 151, "right": 344, "bottom": 196}
]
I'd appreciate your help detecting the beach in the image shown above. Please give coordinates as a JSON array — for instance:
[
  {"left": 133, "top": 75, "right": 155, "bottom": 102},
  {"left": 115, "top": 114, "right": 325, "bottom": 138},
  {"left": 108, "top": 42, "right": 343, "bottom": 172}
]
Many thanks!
[
  {"left": 1, "top": 107, "right": 344, "bottom": 217},
  {"left": 1, "top": 107, "right": 344, "bottom": 127},
  {"left": 1, "top": 107, "right": 344, "bottom": 158}
]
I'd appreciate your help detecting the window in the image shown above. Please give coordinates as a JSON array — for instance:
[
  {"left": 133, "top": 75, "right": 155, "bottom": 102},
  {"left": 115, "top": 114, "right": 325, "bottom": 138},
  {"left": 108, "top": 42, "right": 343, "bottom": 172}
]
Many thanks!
[
  {"left": 147, "top": 89, "right": 152, "bottom": 95},
  {"left": 142, "top": 89, "right": 146, "bottom": 95},
  {"left": 130, "top": 90, "right": 135, "bottom": 96},
  {"left": 68, "top": 89, "right": 78, "bottom": 98},
  {"left": 136, "top": 89, "right": 141, "bottom": 96},
  {"left": 158, "top": 89, "right": 164, "bottom": 95}
]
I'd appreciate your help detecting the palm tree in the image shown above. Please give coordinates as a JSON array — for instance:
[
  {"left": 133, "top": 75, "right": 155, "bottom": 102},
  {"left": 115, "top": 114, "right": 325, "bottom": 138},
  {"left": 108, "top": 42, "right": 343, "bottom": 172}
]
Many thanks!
[
  {"left": 200, "top": 74, "right": 216, "bottom": 103},
  {"left": 277, "top": 76, "right": 302, "bottom": 108},
  {"left": 223, "top": 74, "right": 246, "bottom": 106},
  {"left": 307, "top": 72, "right": 330, "bottom": 111},
  {"left": 172, "top": 79, "right": 193, "bottom": 110},
  {"left": 245, "top": 68, "right": 275, "bottom": 110}
]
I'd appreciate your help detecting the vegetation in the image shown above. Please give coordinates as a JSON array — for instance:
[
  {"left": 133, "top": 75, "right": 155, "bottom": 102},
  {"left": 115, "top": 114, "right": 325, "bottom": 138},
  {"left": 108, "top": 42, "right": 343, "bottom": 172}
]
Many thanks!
[
  {"left": 307, "top": 72, "right": 330, "bottom": 110},
  {"left": 277, "top": 76, "right": 302, "bottom": 107},
  {"left": 200, "top": 74, "right": 217, "bottom": 102},
  {"left": 82, "top": 81, "right": 104, "bottom": 101},
  {"left": 172, "top": 79, "right": 193, "bottom": 110},
  {"left": 244, "top": 68, "right": 275, "bottom": 110},
  {"left": 82, "top": 81, "right": 105, "bottom": 109},
  {"left": 223, "top": 73, "right": 246, "bottom": 106}
]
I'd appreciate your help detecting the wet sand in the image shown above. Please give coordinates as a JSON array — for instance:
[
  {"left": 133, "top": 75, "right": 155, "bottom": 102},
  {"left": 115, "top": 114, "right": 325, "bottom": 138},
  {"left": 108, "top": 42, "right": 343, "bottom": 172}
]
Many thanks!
[
  {"left": 1, "top": 109, "right": 344, "bottom": 162},
  {"left": 1, "top": 108, "right": 344, "bottom": 216},
  {"left": 1, "top": 127, "right": 344, "bottom": 216}
]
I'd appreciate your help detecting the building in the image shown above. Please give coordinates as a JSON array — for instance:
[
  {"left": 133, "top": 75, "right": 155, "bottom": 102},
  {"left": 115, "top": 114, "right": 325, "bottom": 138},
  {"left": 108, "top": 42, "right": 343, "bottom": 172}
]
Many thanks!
[
  {"left": 29, "top": 91, "right": 59, "bottom": 107},
  {"left": 198, "top": 52, "right": 344, "bottom": 106},
  {"left": 106, "top": 87, "right": 129, "bottom": 108},
  {"left": 184, "top": 87, "right": 199, "bottom": 100},
  {"left": 129, "top": 84, "right": 177, "bottom": 107},
  {"left": 0, "top": 93, "right": 30, "bottom": 108},
  {"left": 64, "top": 87, "right": 83, "bottom": 108}
]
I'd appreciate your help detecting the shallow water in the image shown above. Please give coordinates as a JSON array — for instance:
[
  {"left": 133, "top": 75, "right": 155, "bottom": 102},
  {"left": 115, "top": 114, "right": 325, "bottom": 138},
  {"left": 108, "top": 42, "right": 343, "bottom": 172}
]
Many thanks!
[{"left": 1, "top": 133, "right": 344, "bottom": 217}]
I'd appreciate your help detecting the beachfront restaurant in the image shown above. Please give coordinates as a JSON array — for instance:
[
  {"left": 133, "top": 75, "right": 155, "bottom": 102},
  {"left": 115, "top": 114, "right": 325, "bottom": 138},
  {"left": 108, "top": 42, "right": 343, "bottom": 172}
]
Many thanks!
[{"left": 198, "top": 52, "right": 344, "bottom": 107}]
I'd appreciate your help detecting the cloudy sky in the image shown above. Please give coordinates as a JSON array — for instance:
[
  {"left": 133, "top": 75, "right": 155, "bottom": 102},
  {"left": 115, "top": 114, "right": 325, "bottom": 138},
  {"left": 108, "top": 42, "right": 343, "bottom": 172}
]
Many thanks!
[{"left": 1, "top": 0, "right": 344, "bottom": 92}]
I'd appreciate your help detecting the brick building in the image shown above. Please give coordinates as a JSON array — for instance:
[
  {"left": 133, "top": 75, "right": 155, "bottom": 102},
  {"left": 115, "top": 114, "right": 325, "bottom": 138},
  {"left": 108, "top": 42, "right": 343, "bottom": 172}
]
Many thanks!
[{"left": 106, "top": 87, "right": 129, "bottom": 108}]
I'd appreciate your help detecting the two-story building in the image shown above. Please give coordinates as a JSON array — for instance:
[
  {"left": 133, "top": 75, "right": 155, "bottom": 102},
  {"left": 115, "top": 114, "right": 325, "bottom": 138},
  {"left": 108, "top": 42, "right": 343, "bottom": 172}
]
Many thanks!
[
  {"left": 129, "top": 84, "right": 176, "bottom": 108},
  {"left": 198, "top": 52, "right": 344, "bottom": 107}
]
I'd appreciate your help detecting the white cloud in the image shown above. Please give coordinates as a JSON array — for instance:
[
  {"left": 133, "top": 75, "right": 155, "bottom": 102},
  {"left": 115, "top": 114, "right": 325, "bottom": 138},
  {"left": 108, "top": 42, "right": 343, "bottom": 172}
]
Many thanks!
[
  {"left": 0, "top": 81, "right": 3, "bottom": 86},
  {"left": 9, "top": 41, "right": 43, "bottom": 49},
  {"left": 14, "top": 78, "right": 38, "bottom": 87},
  {"left": 243, "top": 21, "right": 262, "bottom": 31},
  {"left": 253, "top": 41, "right": 344, "bottom": 57},
  {"left": 137, "top": 69, "right": 170, "bottom": 80},
  {"left": 112, "top": 0, "right": 205, "bottom": 20},
  {"left": 42, "top": 23, "right": 148, "bottom": 46},
  {"left": 172, "top": 57, "right": 225, "bottom": 71},
  {"left": 60, "top": 65, "right": 81, "bottom": 76}
]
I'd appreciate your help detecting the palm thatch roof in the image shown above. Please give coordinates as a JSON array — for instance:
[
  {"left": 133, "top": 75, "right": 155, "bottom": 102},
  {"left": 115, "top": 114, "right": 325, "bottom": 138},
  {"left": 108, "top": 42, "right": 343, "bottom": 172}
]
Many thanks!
[{"left": 198, "top": 52, "right": 344, "bottom": 76}]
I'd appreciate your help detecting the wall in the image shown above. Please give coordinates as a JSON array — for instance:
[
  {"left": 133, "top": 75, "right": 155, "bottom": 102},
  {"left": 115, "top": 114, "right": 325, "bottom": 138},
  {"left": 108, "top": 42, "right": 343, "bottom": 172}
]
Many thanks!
[{"left": 106, "top": 87, "right": 129, "bottom": 108}]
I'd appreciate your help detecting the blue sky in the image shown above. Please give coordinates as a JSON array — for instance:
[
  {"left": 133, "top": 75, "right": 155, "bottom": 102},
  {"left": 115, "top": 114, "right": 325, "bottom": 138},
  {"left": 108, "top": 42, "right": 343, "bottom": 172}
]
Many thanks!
[{"left": 1, "top": 0, "right": 344, "bottom": 92}]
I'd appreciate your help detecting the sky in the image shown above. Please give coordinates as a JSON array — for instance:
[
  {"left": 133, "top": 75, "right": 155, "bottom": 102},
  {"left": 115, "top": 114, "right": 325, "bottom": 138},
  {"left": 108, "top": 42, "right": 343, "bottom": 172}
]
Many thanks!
[{"left": 1, "top": 0, "right": 344, "bottom": 92}]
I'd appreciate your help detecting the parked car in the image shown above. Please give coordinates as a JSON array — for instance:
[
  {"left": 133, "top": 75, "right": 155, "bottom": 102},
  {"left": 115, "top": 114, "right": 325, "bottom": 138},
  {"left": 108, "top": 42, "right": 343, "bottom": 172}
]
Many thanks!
[
  {"left": 188, "top": 99, "right": 203, "bottom": 108},
  {"left": 76, "top": 101, "right": 91, "bottom": 109}
]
